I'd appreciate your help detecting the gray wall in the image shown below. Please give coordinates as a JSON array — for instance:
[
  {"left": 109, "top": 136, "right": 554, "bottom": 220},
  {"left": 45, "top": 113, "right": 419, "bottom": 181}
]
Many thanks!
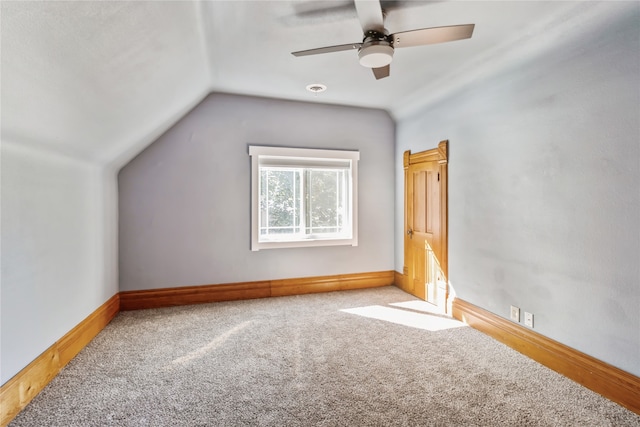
[
  {"left": 0, "top": 142, "right": 119, "bottom": 384},
  {"left": 395, "top": 10, "right": 639, "bottom": 376},
  {"left": 119, "top": 94, "right": 395, "bottom": 291}
]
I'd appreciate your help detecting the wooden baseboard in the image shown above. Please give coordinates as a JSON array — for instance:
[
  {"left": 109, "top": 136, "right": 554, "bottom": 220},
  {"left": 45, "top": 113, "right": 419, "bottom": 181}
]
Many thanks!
[
  {"left": 452, "top": 298, "right": 640, "bottom": 415},
  {"left": 120, "top": 281, "right": 272, "bottom": 310},
  {"left": 3, "top": 284, "right": 638, "bottom": 424},
  {"left": 271, "top": 271, "right": 393, "bottom": 297},
  {"left": 121, "top": 271, "right": 395, "bottom": 310},
  {"left": 393, "top": 270, "right": 404, "bottom": 289},
  {"left": 0, "top": 294, "right": 120, "bottom": 427}
]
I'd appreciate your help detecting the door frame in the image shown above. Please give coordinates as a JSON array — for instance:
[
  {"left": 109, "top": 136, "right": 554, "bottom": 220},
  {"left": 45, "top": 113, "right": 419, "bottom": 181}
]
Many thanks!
[{"left": 402, "top": 140, "right": 449, "bottom": 308}]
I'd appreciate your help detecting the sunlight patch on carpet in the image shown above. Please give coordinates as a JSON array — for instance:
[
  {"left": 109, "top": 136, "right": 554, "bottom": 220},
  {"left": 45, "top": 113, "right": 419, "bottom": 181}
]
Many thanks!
[
  {"left": 165, "top": 320, "right": 252, "bottom": 369},
  {"left": 341, "top": 305, "right": 467, "bottom": 331}
]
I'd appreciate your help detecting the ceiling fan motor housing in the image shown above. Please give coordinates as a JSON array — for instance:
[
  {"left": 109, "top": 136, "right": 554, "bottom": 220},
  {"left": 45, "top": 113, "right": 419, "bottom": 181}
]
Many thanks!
[{"left": 358, "top": 30, "right": 394, "bottom": 68}]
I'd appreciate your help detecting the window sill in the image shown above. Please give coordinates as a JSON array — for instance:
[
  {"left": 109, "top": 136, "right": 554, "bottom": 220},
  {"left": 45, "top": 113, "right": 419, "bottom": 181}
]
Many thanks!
[{"left": 252, "top": 238, "right": 358, "bottom": 251}]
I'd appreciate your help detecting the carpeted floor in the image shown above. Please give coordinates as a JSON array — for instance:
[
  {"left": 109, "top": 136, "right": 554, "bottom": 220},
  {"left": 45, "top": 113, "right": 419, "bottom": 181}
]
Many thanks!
[{"left": 10, "top": 286, "right": 640, "bottom": 426}]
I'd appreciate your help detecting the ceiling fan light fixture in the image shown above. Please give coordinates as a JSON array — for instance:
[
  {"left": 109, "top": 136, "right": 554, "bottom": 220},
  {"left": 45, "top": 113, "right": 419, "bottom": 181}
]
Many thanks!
[{"left": 358, "top": 44, "right": 394, "bottom": 68}]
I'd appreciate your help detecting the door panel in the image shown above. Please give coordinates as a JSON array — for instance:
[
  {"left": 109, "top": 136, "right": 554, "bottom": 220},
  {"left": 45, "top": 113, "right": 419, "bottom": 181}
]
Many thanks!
[
  {"left": 413, "top": 171, "right": 426, "bottom": 233},
  {"left": 411, "top": 239, "right": 426, "bottom": 300}
]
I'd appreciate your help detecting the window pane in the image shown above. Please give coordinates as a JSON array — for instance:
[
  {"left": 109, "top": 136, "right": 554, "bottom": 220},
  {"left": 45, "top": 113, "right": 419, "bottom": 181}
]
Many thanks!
[
  {"left": 260, "top": 168, "right": 301, "bottom": 236},
  {"left": 307, "top": 169, "right": 342, "bottom": 234}
]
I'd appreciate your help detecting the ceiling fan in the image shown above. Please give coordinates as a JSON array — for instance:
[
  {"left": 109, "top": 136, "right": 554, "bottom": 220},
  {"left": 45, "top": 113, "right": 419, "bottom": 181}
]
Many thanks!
[{"left": 291, "top": 0, "right": 475, "bottom": 80}]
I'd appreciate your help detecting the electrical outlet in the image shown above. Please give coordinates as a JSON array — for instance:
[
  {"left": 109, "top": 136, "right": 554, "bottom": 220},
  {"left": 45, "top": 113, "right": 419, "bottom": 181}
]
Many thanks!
[
  {"left": 510, "top": 305, "right": 520, "bottom": 322},
  {"left": 524, "top": 312, "right": 534, "bottom": 328}
]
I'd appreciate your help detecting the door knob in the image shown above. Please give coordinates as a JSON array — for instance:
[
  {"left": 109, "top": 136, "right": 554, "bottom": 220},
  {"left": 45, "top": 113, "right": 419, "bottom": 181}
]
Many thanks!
[{"left": 407, "top": 229, "right": 413, "bottom": 237}]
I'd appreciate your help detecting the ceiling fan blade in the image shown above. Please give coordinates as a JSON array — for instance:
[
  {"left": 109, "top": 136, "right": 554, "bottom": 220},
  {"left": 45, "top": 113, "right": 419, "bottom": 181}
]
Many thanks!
[
  {"left": 391, "top": 24, "right": 475, "bottom": 48},
  {"left": 354, "top": 0, "right": 385, "bottom": 32},
  {"left": 372, "top": 65, "right": 390, "bottom": 80},
  {"left": 292, "top": 43, "right": 362, "bottom": 57}
]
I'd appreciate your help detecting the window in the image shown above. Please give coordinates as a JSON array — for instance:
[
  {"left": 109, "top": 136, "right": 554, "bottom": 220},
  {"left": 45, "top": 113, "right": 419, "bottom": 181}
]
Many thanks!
[{"left": 249, "top": 146, "right": 359, "bottom": 250}]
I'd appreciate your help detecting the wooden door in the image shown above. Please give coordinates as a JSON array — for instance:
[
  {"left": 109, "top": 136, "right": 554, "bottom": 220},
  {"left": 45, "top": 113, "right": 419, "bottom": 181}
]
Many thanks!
[{"left": 402, "top": 141, "right": 448, "bottom": 308}]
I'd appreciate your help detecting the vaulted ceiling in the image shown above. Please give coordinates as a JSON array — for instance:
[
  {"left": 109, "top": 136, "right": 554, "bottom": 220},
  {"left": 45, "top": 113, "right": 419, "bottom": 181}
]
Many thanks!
[{"left": 1, "top": 1, "right": 631, "bottom": 166}]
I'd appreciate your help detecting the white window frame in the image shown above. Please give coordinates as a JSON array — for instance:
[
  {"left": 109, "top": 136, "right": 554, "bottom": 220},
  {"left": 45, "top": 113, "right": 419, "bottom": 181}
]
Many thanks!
[{"left": 249, "top": 146, "right": 359, "bottom": 251}]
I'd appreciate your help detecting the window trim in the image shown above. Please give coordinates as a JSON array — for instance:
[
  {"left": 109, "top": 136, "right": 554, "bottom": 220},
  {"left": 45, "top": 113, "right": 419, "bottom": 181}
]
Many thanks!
[{"left": 249, "top": 145, "right": 359, "bottom": 251}]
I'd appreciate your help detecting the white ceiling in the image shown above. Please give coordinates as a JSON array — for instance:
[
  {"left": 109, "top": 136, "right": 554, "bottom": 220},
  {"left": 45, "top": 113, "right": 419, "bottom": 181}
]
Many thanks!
[{"left": 1, "top": 1, "right": 632, "bottom": 166}]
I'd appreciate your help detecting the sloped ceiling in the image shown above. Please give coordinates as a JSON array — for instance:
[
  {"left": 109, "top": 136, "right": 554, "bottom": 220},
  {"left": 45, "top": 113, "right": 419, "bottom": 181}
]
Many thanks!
[
  {"left": 2, "top": 1, "right": 211, "bottom": 164},
  {"left": 1, "top": 1, "right": 633, "bottom": 166}
]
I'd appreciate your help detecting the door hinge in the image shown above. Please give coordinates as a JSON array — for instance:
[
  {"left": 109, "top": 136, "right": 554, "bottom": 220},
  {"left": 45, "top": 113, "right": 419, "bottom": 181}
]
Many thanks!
[{"left": 438, "top": 172, "right": 440, "bottom": 182}]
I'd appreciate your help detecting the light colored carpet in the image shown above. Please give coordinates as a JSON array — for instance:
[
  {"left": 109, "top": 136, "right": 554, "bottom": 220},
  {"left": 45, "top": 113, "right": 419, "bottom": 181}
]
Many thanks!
[{"left": 10, "top": 286, "right": 640, "bottom": 426}]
